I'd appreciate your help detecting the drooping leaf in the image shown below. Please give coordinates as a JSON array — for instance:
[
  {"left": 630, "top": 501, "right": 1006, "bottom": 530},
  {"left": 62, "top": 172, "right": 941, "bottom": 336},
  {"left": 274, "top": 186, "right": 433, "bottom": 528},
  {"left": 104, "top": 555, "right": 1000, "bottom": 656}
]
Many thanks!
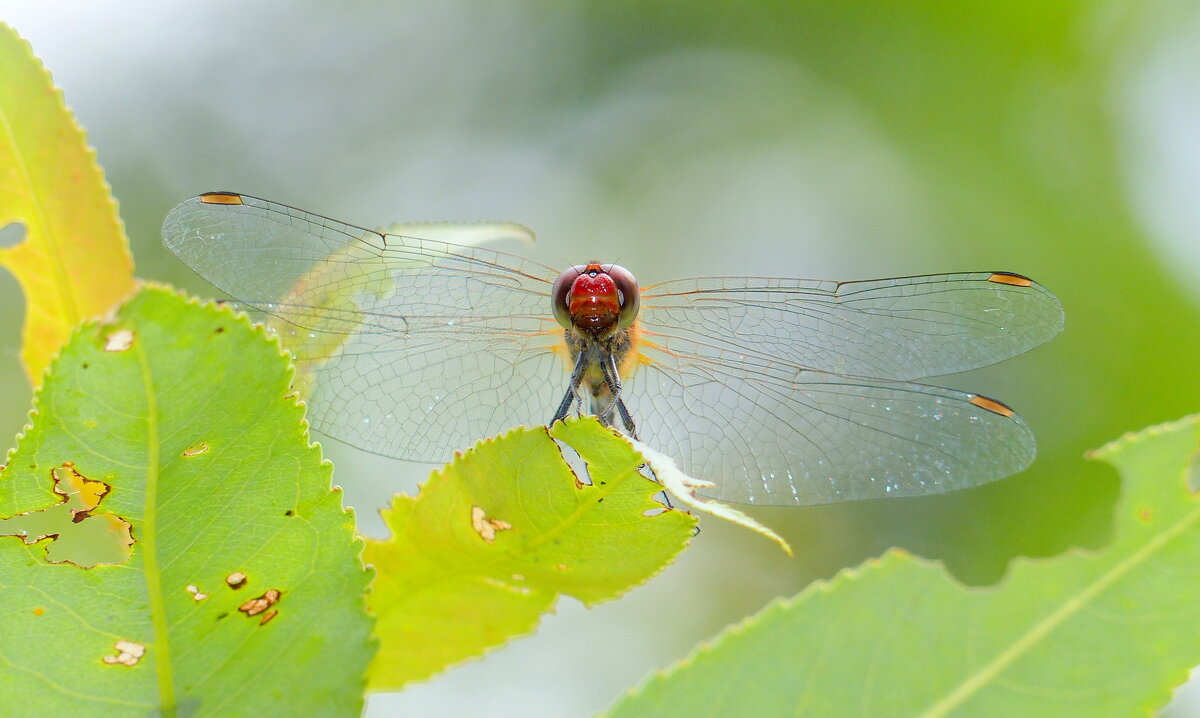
[
  {"left": 0, "top": 287, "right": 374, "bottom": 717},
  {"left": 630, "top": 438, "right": 791, "bottom": 555},
  {"left": 364, "top": 417, "right": 696, "bottom": 690},
  {"left": 0, "top": 22, "right": 135, "bottom": 385},
  {"left": 606, "top": 415, "right": 1200, "bottom": 717}
]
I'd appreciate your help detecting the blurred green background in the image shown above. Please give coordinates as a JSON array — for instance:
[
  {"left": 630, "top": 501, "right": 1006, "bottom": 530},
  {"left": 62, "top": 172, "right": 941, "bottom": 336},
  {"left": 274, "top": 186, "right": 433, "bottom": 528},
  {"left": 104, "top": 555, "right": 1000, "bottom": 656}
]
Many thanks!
[{"left": 2, "top": 1, "right": 1199, "bottom": 715}]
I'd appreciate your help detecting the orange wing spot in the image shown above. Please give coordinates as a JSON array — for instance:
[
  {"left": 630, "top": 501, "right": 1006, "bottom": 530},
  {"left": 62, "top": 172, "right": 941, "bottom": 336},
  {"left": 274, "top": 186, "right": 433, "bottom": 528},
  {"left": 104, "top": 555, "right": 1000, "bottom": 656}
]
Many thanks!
[
  {"left": 199, "top": 192, "right": 244, "bottom": 205},
  {"left": 969, "top": 394, "right": 1015, "bottom": 417},
  {"left": 987, "top": 272, "right": 1033, "bottom": 287}
]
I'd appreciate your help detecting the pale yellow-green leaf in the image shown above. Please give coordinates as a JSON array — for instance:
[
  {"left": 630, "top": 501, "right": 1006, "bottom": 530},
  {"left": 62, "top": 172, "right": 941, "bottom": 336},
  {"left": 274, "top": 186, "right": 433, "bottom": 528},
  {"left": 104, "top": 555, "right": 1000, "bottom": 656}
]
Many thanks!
[{"left": 364, "top": 418, "right": 696, "bottom": 690}]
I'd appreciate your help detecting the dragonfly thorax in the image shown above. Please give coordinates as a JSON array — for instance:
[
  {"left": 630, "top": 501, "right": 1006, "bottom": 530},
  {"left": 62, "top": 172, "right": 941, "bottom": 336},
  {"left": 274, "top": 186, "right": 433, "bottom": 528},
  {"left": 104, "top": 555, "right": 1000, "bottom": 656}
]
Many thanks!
[{"left": 562, "top": 325, "right": 637, "bottom": 427}]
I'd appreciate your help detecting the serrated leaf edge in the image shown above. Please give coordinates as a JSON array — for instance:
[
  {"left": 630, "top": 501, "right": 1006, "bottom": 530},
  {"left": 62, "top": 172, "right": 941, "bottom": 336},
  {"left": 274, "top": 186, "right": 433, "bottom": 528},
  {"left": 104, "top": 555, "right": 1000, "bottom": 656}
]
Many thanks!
[{"left": 606, "top": 414, "right": 1200, "bottom": 717}]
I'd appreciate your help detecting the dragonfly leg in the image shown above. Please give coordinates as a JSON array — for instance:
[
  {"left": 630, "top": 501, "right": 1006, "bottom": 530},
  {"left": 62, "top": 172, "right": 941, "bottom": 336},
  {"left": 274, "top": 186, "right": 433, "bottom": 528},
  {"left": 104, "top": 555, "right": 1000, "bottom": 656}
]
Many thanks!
[
  {"left": 598, "top": 354, "right": 638, "bottom": 438},
  {"left": 615, "top": 398, "right": 638, "bottom": 440},
  {"left": 551, "top": 350, "right": 589, "bottom": 424}
]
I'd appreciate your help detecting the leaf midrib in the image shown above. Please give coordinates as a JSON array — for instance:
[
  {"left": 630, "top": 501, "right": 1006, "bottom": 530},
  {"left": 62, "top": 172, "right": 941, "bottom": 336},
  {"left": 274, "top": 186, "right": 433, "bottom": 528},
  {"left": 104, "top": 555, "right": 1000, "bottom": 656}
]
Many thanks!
[
  {"left": 919, "top": 499, "right": 1200, "bottom": 716},
  {"left": 134, "top": 337, "right": 176, "bottom": 716}
]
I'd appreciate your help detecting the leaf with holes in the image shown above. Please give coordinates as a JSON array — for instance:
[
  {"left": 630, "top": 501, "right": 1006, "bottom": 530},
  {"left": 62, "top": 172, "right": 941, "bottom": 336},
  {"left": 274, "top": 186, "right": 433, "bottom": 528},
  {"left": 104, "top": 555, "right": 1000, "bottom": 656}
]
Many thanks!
[
  {"left": 0, "top": 287, "right": 374, "bottom": 716},
  {"left": 0, "top": 22, "right": 135, "bottom": 385},
  {"left": 364, "top": 417, "right": 696, "bottom": 690},
  {"left": 605, "top": 415, "right": 1200, "bottom": 717}
]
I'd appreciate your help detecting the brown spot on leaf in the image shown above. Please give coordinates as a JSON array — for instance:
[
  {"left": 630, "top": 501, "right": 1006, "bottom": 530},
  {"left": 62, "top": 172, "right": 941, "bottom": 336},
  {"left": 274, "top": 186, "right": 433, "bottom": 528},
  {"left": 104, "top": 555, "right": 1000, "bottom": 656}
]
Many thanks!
[
  {"left": 239, "top": 589, "right": 281, "bottom": 617},
  {"left": 283, "top": 509, "right": 294, "bottom": 517},
  {"left": 1137, "top": 508, "right": 1153, "bottom": 523},
  {"left": 102, "top": 640, "right": 146, "bottom": 667},
  {"left": 0, "top": 463, "right": 134, "bottom": 566},
  {"left": 103, "top": 329, "right": 135, "bottom": 352},
  {"left": 182, "top": 442, "right": 209, "bottom": 457},
  {"left": 471, "top": 506, "right": 512, "bottom": 544},
  {"left": 226, "top": 571, "right": 248, "bottom": 589},
  {"left": 259, "top": 609, "right": 279, "bottom": 626},
  {"left": 186, "top": 585, "right": 209, "bottom": 602},
  {"left": 555, "top": 564, "right": 568, "bottom": 571},
  {"left": 32, "top": 607, "right": 44, "bottom": 616}
]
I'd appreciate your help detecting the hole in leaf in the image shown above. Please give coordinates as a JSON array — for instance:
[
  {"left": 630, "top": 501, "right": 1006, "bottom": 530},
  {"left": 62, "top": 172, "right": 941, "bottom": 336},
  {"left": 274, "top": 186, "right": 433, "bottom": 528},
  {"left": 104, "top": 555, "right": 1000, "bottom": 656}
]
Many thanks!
[
  {"left": 0, "top": 463, "right": 134, "bottom": 566},
  {"left": 0, "top": 222, "right": 25, "bottom": 248},
  {"left": 553, "top": 439, "right": 592, "bottom": 488}
]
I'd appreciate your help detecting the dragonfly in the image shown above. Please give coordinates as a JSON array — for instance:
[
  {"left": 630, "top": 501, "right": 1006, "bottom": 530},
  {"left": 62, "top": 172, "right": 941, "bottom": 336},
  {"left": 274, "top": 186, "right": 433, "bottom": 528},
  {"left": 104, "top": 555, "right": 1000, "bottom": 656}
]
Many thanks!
[{"left": 162, "top": 192, "right": 1063, "bottom": 506}]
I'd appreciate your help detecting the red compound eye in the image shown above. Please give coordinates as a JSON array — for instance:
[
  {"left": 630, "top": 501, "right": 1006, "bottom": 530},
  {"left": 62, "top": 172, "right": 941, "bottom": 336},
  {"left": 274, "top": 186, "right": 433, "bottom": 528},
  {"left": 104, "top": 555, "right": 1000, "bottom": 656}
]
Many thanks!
[
  {"left": 550, "top": 263, "right": 640, "bottom": 332},
  {"left": 551, "top": 265, "right": 585, "bottom": 329},
  {"left": 603, "top": 264, "right": 640, "bottom": 329}
]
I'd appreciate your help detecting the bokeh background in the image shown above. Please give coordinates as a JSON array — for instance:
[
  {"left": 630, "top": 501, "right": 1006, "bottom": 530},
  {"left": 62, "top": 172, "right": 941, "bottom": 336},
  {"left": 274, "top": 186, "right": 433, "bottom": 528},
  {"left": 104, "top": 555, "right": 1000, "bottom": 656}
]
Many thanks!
[{"left": 2, "top": 1, "right": 1199, "bottom": 715}]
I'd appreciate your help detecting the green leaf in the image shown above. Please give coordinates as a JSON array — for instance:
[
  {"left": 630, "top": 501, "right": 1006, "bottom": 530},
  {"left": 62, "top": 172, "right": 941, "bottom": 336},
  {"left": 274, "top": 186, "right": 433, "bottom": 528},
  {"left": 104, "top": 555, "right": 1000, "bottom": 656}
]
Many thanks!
[
  {"left": 605, "top": 415, "right": 1200, "bottom": 717},
  {"left": 0, "top": 287, "right": 374, "bottom": 717},
  {"left": 0, "top": 22, "right": 136, "bottom": 385},
  {"left": 364, "top": 417, "right": 696, "bottom": 690}
]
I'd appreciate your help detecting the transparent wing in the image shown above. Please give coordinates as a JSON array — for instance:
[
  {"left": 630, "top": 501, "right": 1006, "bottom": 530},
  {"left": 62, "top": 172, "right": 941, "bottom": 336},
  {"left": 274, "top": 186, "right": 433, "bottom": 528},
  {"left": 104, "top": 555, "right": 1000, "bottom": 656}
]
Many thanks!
[
  {"left": 624, "top": 346, "right": 1036, "bottom": 506},
  {"left": 639, "top": 273, "right": 1063, "bottom": 381},
  {"left": 162, "top": 192, "right": 569, "bottom": 461}
]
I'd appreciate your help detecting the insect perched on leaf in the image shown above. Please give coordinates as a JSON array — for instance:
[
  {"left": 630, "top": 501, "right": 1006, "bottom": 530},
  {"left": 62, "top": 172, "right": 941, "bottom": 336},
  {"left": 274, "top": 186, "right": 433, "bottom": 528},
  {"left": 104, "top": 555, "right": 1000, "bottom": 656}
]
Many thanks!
[{"left": 163, "top": 192, "right": 1063, "bottom": 506}]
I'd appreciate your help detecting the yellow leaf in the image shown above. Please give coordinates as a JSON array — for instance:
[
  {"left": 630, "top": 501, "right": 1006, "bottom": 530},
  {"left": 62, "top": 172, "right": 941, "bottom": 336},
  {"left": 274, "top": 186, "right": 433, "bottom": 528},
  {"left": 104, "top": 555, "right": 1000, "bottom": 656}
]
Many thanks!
[{"left": 0, "top": 23, "right": 135, "bottom": 385}]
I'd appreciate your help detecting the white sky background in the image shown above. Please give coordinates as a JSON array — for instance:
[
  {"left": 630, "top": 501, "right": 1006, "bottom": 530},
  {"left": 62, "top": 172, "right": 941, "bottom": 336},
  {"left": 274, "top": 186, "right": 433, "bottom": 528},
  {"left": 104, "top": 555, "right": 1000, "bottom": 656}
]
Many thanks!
[{"left": 2, "top": 1, "right": 1199, "bottom": 716}]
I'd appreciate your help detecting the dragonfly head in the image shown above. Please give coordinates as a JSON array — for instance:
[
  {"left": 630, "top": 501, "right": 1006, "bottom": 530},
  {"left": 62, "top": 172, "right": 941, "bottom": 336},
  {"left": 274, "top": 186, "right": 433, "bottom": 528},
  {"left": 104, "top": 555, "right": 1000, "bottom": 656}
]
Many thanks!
[{"left": 553, "top": 263, "right": 640, "bottom": 336}]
